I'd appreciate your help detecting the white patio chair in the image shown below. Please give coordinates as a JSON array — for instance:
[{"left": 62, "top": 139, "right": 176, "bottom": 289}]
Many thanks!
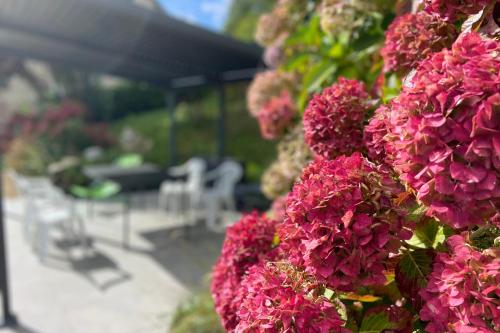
[
  {"left": 159, "top": 157, "right": 206, "bottom": 224},
  {"left": 10, "top": 172, "right": 87, "bottom": 262},
  {"left": 200, "top": 160, "right": 243, "bottom": 232}
]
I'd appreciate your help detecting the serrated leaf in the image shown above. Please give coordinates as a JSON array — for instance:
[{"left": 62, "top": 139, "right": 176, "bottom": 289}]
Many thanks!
[
  {"left": 407, "top": 218, "right": 445, "bottom": 249},
  {"left": 340, "top": 293, "right": 381, "bottom": 303},
  {"left": 395, "top": 249, "right": 435, "bottom": 309},
  {"left": 359, "top": 312, "right": 393, "bottom": 333}
]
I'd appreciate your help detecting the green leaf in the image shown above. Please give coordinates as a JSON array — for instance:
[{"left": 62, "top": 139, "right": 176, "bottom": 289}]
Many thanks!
[
  {"left": 395, "top": 249, "right": 434, "bottom": 305},
  {"left": 359, "top": 312, "right": 393, "bottom": 333},
  {"left": 407, "top": 204, "right": 428, "bottom": 223},
  {"left": 324, "top": 288, "right": 335, "bottom": 300},
  {"left": 302, "top": 60, "right": 337, "bottom": 94},
  {"left": 328, "top": 42, "right": 345, "bottom": 59},
  {"left": 285, "top": 15, "right": 322, "bottom": 48},
  {"left": 382, "top": 73, "right": 402, "bottom": 103},
  {"left": 282, "top": 52, "right": 313, "bottom": 72},
  {"left": 407, "top": 218, "right": 445, "bottom": 249}
]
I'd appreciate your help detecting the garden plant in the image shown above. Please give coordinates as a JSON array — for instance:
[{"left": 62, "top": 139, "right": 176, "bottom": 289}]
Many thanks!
[{"left": 212, "top": 0, "right": 500, "bottom": 332}]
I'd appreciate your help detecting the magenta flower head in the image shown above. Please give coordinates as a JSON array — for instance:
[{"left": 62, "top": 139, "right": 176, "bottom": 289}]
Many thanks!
[
  {"left": 381, "top": 12, "right": 457, "bottom": 75},
  {"left": 424, "top": 0, "right": 492, "bottom": 22},
  {"left": 236, "top": 263, "right": 350, "bottom": 333},
  {"left": 303, "top": 78, "right": 369, "bottom": 160},
  {"left": 247, "top": 70, "right": 295, "bottom": 117},
  {"left": 363, "top": 105, "right": 393, "bottom": 165},
  {"left": 282, "top": 153, "right": 413, "bottom": 291},
  {"left": 211, "top": 212, "right": 278, "bottom": 331},
  {"left": 257, "top": 91, "right": 296, "bottom": 140},
  {"left": 271, "top": 195, "right": 288, "bottom": 222},
  {"left": 420, "top": 235, "right": 500, "bottom": 333},
  {"left": 387, "top": 32, "right": 500, "bottom": 229}
]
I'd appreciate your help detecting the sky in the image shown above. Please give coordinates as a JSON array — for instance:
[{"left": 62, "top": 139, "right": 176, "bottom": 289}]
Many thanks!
[{"left": 158, "top": 0, "right": 232, "bottom": 31}]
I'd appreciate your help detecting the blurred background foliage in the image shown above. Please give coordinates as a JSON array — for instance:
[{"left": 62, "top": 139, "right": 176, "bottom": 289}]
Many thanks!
[
  {"left": 2, "top": 0, "right": 278, "bottom": 182},
  {"left": 224, "top": 0, "right": 276, "bottom": 42}
]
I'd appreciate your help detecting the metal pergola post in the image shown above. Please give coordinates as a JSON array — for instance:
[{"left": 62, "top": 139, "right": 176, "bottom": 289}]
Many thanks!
[
  {"left": 0, "top": 157, "right": 17, "bottom": 327},
  {"left": 216, "top": 83, "right": 226, "bottom": 160},
  {"left": 165, "top": 91, "right": 177, "bottom": 167}
]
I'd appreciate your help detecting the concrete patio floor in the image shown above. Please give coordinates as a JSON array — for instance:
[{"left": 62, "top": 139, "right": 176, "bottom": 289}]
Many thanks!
[{"left": 0, "top": 196, "right": 230, "bottom": 333}]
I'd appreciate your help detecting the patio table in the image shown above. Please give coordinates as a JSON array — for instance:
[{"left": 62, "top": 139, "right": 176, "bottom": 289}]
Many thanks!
[
  {"left": 83, "top": 163, "right": 166, "bottom": 248},
  {"left": 83, "top": 163, "right": 166, "bottom": 192}
]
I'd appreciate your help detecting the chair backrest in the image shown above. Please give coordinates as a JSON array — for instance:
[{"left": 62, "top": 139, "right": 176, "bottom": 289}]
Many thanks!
[
  {"left": 212, "top": 161, "right": 243, "bottom": 197},
  {"left": 185, "top": 158, "right": 206, "bottom": 191},
  {"left": 10, "top": 172, "right": 64, "bottom": 201}
]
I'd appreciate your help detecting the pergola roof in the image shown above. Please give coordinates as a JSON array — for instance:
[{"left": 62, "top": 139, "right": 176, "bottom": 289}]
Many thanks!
[{"left": 0, "top": 0, "right": 263, "bottom": 87}]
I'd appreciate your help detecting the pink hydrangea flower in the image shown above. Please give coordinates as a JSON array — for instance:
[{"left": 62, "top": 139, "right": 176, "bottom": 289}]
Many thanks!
[
  {"left": 271, "top": 195, "right": 288, "bottom": 222},
  {"left": 255, "top": 6, "right": 291, "bottom": 47},
  {"left": 257, "top": 91, "right": 296, "bottom": 140},
  {"left": 303, "top": 78, "right": 369, "bottom": 160},
  {"left": 247, "top": 70, "right": 295, "bottom": 117},
  {"left": 424, "top": 0, "right": 492, "bottom": 22},
  {"left": 236, "top": 263, "right": 350, "bottom": 333},
  {"left": 386, "top": 32, "right": 500, "bottom": 229},
  {"left": 281, "top": 153, "right": 413, "bottom": 291},
  {"left": 264, "top": 33, "right": 288, "bottom": 69},
  {"left": 363, "top": 105, "right": 393, "bottom": 165},
  {"left": 211, "top": 212, "right": 278, "bottom": 330},
  {"left": 381, "top": 12, "right": 457, "bottom": 75},
  {"left": 420, "top": 235, "right": 500, "bottom": 333}
]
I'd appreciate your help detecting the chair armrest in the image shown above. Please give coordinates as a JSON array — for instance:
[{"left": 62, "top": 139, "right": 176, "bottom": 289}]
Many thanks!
[{"left": 167, "top": 164, "right": 187, "bottom": 176}]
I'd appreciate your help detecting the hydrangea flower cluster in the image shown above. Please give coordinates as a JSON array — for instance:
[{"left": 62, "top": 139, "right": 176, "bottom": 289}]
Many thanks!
[
  {"left": 257, "top": 91, "right": 296, "bottom": 140},
  {"left": 282, "top": 153, "right": 413, "bottom": 291},
  {"left": 236, "top": 263, "right": 349, "bottom": 333},
  {"left": 261, "top": 125, "right": 313, "bottom": 199},
  {"left": 255, "top": 0, "right": 306, "bottom": 47},
  {"left": 319, "top": 0, "right": 382, "bottom": 37},
  {"left": 277, "top": 124, "right": 313, "bottom": 180},
  {"left": 263, "top": 33, "right": 288, "bottom": 69},
  {"left": 363, "top": 105, "right": 392, "bottom": 164},
  {"left": 261, "top": 161, "right": 296, "bottom": 200},
  {"left": 254, "top": 6, "right": 290, "bottom": 47},
  {"left": 303, "top": 78, "right": 369, "bottom": 160},
  {"left": 211, "top": 212, "right": 278, "bottom": 330},
  {"left": 424, "top": 0, "right": 492, "bottom": 21},
  {"left": 420, "top": 235, "right": 500, "bottom": 333},
  {"left": 381, "top": 12, "right": 457, "bottom": 75},
  {"left": 271, "top": 195, "right": 288, "bottom": 222},
  {"left": 387, "top": 32, "right": 500, "bottom": 229},
  {"left": 247, "top": 70, "right": 295, "bottom": 117}
]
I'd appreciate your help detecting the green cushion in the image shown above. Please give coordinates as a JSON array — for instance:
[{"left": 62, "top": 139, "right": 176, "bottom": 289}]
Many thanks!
[
  {"left": 114, "top": 154, "right": 143, "bottom": 168},
  {"left": 70, "top": 180, "right": 121, "bottom": 200}
]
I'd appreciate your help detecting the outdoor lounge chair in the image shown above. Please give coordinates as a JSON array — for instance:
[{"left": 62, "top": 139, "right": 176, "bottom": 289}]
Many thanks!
[
  {"left": 200, "top": 160, "right": 243, "bottom": 232},
  {"left": 158, "top": 157, "right": 206, "bottom": 224},
  {"left": 11, "top": 172, "right": 87, "bottom": 262}
]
